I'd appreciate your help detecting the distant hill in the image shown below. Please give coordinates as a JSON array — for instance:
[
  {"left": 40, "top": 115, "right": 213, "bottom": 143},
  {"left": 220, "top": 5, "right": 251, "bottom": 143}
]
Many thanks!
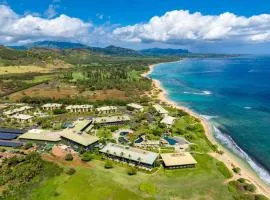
[
  {"left": 8, "top": 41, "right": 191, "bottom": 57},
  {"left": 139, "top": 48, "right": 190, "bottom": 56},
  {"left": 27, "top": 41, "right": 89, "bottom": 49},
  {"left": 89, "top": 45, "right": 143, "bottom": 57},
  {"left": 8, "top": 41, "right": 143, "bottom": 57}
]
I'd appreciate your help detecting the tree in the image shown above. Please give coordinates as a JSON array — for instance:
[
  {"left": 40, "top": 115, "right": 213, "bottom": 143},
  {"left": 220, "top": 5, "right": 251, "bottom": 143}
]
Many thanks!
[
  {"left": 24, "top": 142, "right": 33, "bottom": 150},
  {"left": 81, "top": 152, "right": 93, "bottom": 162},
  {"left": 66, "top": 168, "right": 76, "bottom": 175},
  {"left": 127, "top": 167, "right": 137, "bottom": 176},
  {"left": 104, "top": 160, "right": 113, "bottom": 169},
  {"left": 65, "top": 153, "right": 73, "bottom": 161}
]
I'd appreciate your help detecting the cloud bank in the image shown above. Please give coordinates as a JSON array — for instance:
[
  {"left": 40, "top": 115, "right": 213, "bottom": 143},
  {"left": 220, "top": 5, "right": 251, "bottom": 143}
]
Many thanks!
[
  {"left": 0, "top": 4, "right": 270, "bottom": 51},
  {"left": 113, "top": 10, "right": 270, "bottom": 45},
  {"left": 0, "top": 5, "right": 91, "bottom": 45}
]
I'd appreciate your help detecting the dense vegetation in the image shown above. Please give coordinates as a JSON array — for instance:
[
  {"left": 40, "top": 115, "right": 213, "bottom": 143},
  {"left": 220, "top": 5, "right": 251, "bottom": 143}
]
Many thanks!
[{"left": 0, "top": 153, "right": 63, "bottom": 200}]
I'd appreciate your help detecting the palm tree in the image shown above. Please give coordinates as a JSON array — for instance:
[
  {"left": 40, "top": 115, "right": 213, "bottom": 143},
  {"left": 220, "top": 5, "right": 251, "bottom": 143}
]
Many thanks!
[
  {"left": 106, "top": 149, "right": 110, "bottom": 158},
  {"left": 128, "top": 154, "right": 132, "bottom": 164},
  {"left": 137, "top": 157, "right": 141, "bottom": 166}
]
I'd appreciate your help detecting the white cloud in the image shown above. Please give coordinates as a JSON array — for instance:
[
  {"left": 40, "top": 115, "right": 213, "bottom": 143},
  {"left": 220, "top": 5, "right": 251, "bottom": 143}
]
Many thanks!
[
  {"left": 44, "top": 4, "right": 58, "bottom": 19},
  {"left": 0, "top": 5, "right": 92, "bottom": 45},
  {"left": 113, "top": 10, "right": 270, "bottom": 45}
]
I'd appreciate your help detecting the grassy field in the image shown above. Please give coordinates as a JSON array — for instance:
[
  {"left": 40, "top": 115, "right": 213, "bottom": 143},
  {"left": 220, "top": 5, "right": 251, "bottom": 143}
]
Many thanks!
[
  {"left": 0, "top": 64, "right": 70, "bottom": 74},
  {"left": 31, "top": 154, "right": 234, "bottom": 200}
]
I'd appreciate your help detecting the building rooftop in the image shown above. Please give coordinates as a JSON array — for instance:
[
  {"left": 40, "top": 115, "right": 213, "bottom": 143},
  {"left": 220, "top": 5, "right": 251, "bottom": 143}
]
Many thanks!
[
  {"left": 94, "top": 115, "right": 130, "bottom": 124},
  {"left": 127, "top": 103, "right": 144, "bottom": 110},
  {"left": 161, "top": 115, "right": 176, "bottom": 125},
  {"left": 100, "top": 143, "right": 159, "bottom": 165},
  {"left": 11, "top": 114, "right": 33, "bottom": 120},
  {"left": 18, "top": 129, "right": 61, "bottom": 142},
  {"left": 66, "top": 105, "right": 93, "bottom": 109},
  {"left": 59, "top": 131, "right": 99, "bottom": 146},
  {"left": 153, "top": 104, "right": 168, "bottom": 115},
  {"left": 71, "top": 119, "right": 93, "bottom": 133},
  {"left": 160, "top": 153, "right": 197, "bottom": 167},
  {"left": 96, "top": 106, "right": 117, "bottom": 112},
  {"left": 3, "top": 106, "right": 33, "bottom": 115},
  {"left": 42, "top": 103, "right": 62, "bottom": 108}
]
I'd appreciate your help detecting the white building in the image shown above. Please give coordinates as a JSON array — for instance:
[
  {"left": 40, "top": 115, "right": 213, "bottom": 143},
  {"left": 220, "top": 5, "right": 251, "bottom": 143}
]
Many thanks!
[
  {"left": 66, "top": 105, "right": 93, "bottom": 113},
  {"left": 94, "top": 115, "right": 130, "bottom": 125},
  {"left": 100, "top": 143, "right": 159, "bottom": 168},
  {"left": 96, "top": 106, "right": 117, "bottom": 114},
  {"left": 160, "top": 115, "right": 176, "bottom": 127},
  {"left": 11, "top": 114, "right": 33, "bottom": 123},
  {"left": 3, "top": 106, "right": 33, "bottom": 116},
  {"left": 42, "top": 103, "right": 62, "bottom": 110},
  {"left": 153, "top": 104, "right": 168, "bottom": 116},
  {"left": 127, "top": 103, "right": 144, "bottom": 112}
]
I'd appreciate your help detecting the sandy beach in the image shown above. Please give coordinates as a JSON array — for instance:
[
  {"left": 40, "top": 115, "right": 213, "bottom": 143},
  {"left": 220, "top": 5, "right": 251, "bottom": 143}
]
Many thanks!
[{"left": 144, "top": 63, "right": 270, "bottom": 197}]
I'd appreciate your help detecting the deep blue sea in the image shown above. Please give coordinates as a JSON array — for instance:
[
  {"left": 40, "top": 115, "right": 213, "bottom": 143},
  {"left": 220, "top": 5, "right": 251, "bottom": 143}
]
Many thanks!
[{"left": 150, "top": 56, "right": 270, "bottom": 184}]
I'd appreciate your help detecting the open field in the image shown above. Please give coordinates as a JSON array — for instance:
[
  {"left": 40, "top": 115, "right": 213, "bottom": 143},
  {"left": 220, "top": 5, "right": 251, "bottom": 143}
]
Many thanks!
[
  {"left": 32, "top": 154, "right": 234, "bottom": 200},
  {"left": 8, "top": 82, "right": 129, "bottom": 101},
  {"left": 0, "top": 64, "right": 71, "bottom": 74}
]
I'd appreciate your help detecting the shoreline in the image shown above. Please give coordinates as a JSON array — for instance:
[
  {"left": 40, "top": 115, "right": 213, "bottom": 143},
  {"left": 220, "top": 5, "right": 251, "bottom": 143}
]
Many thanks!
[{"left": 145, "top": 63, "right": 270, "bottom": 198}]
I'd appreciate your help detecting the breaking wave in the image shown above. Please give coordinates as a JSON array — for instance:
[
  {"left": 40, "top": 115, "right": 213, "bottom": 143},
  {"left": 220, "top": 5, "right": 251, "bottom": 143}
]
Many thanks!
[
  {"left": 213, "top": 126, "right": 270, "bottom": 185},
  {"left": 184, "top": 90, "right": 212, "bottom": 96}
]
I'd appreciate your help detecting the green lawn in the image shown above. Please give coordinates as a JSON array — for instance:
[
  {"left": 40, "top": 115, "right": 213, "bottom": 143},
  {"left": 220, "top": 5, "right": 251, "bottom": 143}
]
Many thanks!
[{"left": 31, "top": 154, "right": 234, "bottom": 200}]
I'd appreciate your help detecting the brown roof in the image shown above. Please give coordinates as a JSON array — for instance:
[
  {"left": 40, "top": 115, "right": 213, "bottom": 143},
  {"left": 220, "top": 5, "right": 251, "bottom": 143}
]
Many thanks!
[{"left": 161, "top": 152, "right": 197, "bottom": 166}]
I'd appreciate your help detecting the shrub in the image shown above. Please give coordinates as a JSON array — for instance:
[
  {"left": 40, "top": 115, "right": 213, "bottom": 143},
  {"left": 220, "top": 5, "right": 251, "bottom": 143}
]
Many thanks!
[
  {"left": 233, "top": 167, "right": 241, "bottom": 174},
  {"left": 53, "top": 108, "right": 66, "bottom": 115},
  {"left": 104, "top": 160, "right": 113, "bottom": 169},
  {"left": 65, "top": 153, "right": 73, "bottom": 161},
  {"left": 216, "top": 161, "right": 233, "bottom": 179},
  {"left": 127, "top": 167, "right": 137, "bottom": 176},
  {"left": 81, "top": 152, "right": 93, "bottom": 162},
  {"left": 237, "top": 178, "right": 246, "bottom": 183},
  {"left": 66, "top": 168, "right": 76, "bottom": 175},
  {"left": 254, "top": 194, "right": 269, "bottom": 200},
  {"left": 24, "top": 142, "right": 33, "bottom": 150},
  {"left": 243, "top": 183, "right": 256, "bottom": 192}
]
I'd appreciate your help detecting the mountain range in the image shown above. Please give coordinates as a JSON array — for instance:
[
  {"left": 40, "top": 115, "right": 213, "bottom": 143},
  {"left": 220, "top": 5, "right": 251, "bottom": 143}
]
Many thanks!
[{"left": 8, "top": 41, "right": 190, "bottom": 56}]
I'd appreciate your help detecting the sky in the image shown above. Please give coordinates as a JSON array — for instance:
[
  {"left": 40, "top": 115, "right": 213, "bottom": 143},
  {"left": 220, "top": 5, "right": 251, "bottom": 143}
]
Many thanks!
[{"left": 0, "top": 0, "right": 270, "bottom": 53}]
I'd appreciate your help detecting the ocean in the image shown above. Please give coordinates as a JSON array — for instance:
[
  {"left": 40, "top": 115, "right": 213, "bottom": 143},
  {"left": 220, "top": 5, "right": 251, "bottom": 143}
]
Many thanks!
[{"left": 150, "top": 55, "right": 270, "bottom": 185}]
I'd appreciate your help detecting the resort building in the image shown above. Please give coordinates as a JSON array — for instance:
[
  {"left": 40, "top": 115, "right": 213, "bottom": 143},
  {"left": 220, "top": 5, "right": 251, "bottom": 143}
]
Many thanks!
[
  {"left": 160, "top": 152, "right": 197, "bottom": 169},
  {"left": 71, "top": 119, "right": 94, "bottom": 133},
  {"left": 10, "top": 114, "right": 33, "bottom": 123},
  {"left": 127, "top": 103, "right": 144, "bottom": 112},
  {"left": 59, "top": 131, "right": 99, "bottom": 150},
  {"left": 3, "top": 105, "right": 33, "bottom": 116},
  {"left": 65, "top": 105, "right": 93, "bottom": 113},
  {"left": 94, "top": 115, "right": 130, "bottom": 126},
  {"left": 153, "top": 104, "right": 168, "bottom": 116},
  {"left": 100, "top": 143, "right": 159, "bottom": 169},
  {"left": 18, "top": 129, "right": 61, "bottom": 143},
  {"left": 42, "top": 103, "right": 62, "bottom": 110},
  {"left": 160, "top": 115, "right": 176, "bottom": 127},
  {"left": 96, "top": 106, "right": 117, "bottom": 114}
]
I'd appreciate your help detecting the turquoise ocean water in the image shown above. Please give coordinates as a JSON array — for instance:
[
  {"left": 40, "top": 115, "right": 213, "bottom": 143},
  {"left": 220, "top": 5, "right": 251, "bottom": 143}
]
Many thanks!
[{"left": 150, "top": 56, "right": 270, "bottom": 185}]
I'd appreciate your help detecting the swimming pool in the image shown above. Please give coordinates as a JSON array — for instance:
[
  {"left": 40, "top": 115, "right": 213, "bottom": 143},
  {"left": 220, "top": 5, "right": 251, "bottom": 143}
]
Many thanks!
[
  {"left": 164, "top": 136, "right": 178, "bottom": 145},
  {"left": 134, "top": 136, "right": 144, "bottom": 143},
  {"left": 120, "top": 131, "right": 129, "bottom": 136}
]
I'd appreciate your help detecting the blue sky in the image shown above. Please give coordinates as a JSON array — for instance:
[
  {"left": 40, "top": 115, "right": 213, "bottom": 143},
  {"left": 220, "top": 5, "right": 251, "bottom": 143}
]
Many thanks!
[
  {"left": 0, "top": 0, "right": 270, "bottom": 53},
  {"left": 6, "top": 0, "right": 270, "bottom": 25}
]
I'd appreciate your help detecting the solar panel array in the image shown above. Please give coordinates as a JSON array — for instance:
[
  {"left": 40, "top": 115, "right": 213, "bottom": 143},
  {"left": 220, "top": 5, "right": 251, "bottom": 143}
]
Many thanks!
[
  {"left": 0, "top": 140, "right": 23, "bottom": 147},
  {"left": 0, "top": 128, "right": 26, "bottom": 146},
  {"left": 0, "top": 133, "right": 19, "bottom": 140},
  {"left": 0, "top": 128, "right": 25, "bottom": 134}
]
